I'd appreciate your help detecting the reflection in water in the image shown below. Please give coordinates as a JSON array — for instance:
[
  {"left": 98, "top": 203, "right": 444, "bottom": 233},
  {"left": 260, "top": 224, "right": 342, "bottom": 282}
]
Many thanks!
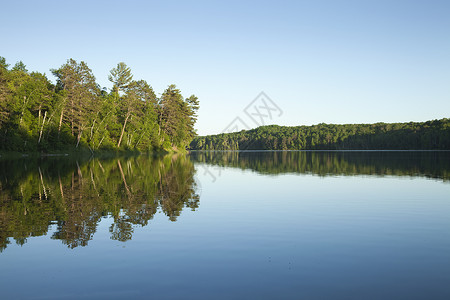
[
  {"left": 2, "top": 151, "right": 449, "bottom": 252},
  {"left": 189, "top": 150, "right": 450, "bottom": 181},
  {"left": 0, "top": 154, "right": 200, "bottom": 251},
  {"left": 2, "top": 151, "right": 450, "bottom": 299}
]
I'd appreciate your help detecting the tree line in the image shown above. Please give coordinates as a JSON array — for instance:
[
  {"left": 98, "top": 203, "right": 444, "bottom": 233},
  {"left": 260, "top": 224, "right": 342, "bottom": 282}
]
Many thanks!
[
  {"left": 190, "top": 119, "right": 450, "bottom": 150},
  {"left": 0, "top": 154, "right": 200, "bottom": 251},
  {"left": 0, "top": 57, "right": 199, "bottom": 152}
]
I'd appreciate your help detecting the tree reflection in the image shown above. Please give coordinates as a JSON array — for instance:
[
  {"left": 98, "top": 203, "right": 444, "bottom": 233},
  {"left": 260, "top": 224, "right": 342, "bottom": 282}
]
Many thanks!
[
  {"left": 189, "top": 151, "right": 450, "bottom": 181},
  {"left": 0, "top": 154, "right": 200, "bottom": 251}
]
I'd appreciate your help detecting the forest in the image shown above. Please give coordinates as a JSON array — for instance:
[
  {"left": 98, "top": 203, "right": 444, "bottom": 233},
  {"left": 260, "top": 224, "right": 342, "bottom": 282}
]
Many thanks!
[
  {"left": 190, "top": 119, "right": 450, "bottom": 150},
  {"left": 0, "top": 57, "right": 199, "bottom": 152}
]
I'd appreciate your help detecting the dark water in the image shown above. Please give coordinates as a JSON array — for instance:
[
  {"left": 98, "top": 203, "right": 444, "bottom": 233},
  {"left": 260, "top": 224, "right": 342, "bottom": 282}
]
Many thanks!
[{"left": 1, "top": 151, "right": 450, "bottom": 299}]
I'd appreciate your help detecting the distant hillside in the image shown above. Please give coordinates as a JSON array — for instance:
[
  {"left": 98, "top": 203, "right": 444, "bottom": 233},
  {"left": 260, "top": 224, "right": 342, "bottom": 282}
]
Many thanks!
[{"left": 190, "top": 119, "right": 450, "bottom": 150}]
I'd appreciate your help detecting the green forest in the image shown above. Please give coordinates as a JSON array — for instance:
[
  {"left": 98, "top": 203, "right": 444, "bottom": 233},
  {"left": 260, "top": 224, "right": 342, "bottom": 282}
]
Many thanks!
[
  {"left": 0, "top": 57, "right": 199, "bottom": 152},
  {"left": 190, "top": 119, "right": 450, "bottom": 150}
]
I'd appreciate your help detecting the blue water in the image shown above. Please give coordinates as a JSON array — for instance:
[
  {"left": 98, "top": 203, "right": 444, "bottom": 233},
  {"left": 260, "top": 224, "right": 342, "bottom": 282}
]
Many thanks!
[{"left": 1, "top": 152, "right": 449, "bottom": 299}]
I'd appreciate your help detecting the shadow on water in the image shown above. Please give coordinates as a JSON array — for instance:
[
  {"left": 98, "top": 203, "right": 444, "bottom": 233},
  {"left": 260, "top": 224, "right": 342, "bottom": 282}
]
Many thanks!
[
  {"left": 189, "top": 150, "right": 450, "bottom": 181},
  {"left": 0, "top": 154, "right": 200, "bottom": 251}
]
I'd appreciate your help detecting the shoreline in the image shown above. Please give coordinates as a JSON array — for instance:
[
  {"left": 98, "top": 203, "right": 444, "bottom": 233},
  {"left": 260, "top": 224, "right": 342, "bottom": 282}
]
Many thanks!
[{"left": 0, "top": 149, "right": 173, "bottom": 160}]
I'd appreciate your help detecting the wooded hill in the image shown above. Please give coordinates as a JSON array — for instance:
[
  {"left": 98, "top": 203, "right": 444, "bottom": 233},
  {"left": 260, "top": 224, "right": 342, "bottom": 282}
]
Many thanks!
[
  {"left": 0, "top": 57, "right": 199, "bottom": 152},
  {"left": 190, "top": 119, "right": 450, "bottom": 150}
]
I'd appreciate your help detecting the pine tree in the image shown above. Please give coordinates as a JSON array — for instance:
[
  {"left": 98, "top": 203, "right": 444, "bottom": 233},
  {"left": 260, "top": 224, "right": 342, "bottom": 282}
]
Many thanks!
[
  {"left": 52, "top": 59, "right": 100, "bottom": 147},
  {"left": 108, "top": 62, "right": 133, "bottom": 94}
]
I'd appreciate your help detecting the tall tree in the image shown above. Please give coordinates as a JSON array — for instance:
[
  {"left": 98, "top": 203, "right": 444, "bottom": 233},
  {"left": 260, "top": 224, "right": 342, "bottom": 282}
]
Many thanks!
[
  {"left": 52, "top": 59, "right": 100, "bottom": 147},
  {"left": 159, "top": 85, "right": 199, "bottom": 149},
  {"left": 108, "top": 62, "right": 133, "bottom": 95},
  {"left": 116, "top": 79, "right": 159, "bottom": 149},
  {"left": 125, "top": 80, "right": 159, "bottom": 150},
  {"left": 159, "top": 85, "right": 184, "bottom": 147},
  {"left": 0, "top": 57, "right": 10, "bottom": 127},
  {"left": 184, "top": 94, "right": 200, "bottom": 142},
  {"left": 116, "top": 80, "right": 142, "bottom": 148},
  {"left": 0, "top": 56, "right": 201, "bottom": 152}
]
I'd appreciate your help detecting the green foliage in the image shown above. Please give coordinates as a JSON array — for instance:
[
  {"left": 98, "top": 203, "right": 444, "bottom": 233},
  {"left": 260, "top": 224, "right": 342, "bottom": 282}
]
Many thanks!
[
  {"left": 190, "top": 119, "right": 450, "bottom": 150},
  {"left": 0, "top": 57, "right": 199, "bottom": 152},
  {"left": 159, "top": 85, "right": 199, "bottom": 150},
  {"left": 108, "top": 62, "right": 133, "bottom": 94},
  {"left": 52, "top": 59, "right": 100, "bottom": 145}
]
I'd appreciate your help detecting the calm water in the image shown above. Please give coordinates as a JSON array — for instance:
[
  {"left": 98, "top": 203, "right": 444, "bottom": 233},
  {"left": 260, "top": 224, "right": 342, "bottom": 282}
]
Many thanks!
[{"left": 1, "top": 151, "right": 450, "bottom": 299}]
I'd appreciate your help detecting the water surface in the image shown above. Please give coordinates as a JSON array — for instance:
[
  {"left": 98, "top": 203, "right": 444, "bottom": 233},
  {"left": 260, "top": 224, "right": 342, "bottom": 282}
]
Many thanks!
[{"left": 1, "top": 151, "right": 449, "bottom": 299}]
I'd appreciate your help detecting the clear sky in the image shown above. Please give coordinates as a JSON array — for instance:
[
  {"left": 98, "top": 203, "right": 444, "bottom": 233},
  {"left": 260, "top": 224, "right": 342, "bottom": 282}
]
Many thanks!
[{"left": 1, "top": 0, "right": 449, "bottom": 135}]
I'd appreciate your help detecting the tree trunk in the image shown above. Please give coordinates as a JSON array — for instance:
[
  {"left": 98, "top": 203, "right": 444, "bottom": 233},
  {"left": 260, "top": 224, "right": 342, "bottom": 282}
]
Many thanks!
[
  {"left": 38, "top": 111, "right": 47, "bottom": 144},
  {"left": 98, "top": 136, "right": 105, "bottom": 149},
  {"left": 71, "top": 96, "right": 74, "bottom": 136},
  {"left": 76, "top": 129, "right": 82, "bottom": 148},
  {"left": 117, "top": 160, "right": 131, "bottom": 195},
  {"left": 58, "top": 108, "right": 64, "bottom": 136},
  {"left": 20, "top": 96, "right": 27, "bottom": 125},
  {"left": 117, "top": 112, "right": 130, "bottom": 148}
]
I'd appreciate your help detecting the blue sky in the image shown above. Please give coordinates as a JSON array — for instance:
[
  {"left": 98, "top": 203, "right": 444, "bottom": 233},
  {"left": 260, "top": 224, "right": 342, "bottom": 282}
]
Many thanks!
[{"left": 1, "top": 0, "right": 449, "bottom": 135}]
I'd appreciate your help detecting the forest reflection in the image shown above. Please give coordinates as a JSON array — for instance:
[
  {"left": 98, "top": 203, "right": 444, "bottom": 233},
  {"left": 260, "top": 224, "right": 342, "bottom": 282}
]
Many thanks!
[
  {"left": 0, "top": 154, "right": 200, "bottom": 251},
  {"left": 189, "top": 150, "right": 450, "bottom": 181}
]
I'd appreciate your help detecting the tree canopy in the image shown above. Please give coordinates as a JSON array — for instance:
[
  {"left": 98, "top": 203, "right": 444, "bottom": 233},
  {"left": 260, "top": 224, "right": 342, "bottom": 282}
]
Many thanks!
[
  {"left": 0, "top": 56, "right": 199, "bottom": 152},
  {"left": 190, "top": 119, "right": 450, "bottom": 151}
]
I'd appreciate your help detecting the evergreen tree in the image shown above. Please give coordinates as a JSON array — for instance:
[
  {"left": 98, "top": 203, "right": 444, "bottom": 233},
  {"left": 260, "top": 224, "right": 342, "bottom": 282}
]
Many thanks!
[
  {"left": 0, "top": 56, "right": 200, "bottom": 152},
  {"left": 52, "top": 59, "right": 100, "bottom": 147},
  {"left": 159, "top": 85, "right": 199, "bottom": 149},
  {"left": 108, "top": 62, "right": 133, "bottom": 94},
  {"left": 190, "top": 120, "right": 450, "bottom": 150}
]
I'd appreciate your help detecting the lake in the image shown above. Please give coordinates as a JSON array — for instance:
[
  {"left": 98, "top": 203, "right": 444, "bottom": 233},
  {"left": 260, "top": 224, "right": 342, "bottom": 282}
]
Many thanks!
[{"left": 1, "top": 151, "right": 450, "bottom": 299}]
